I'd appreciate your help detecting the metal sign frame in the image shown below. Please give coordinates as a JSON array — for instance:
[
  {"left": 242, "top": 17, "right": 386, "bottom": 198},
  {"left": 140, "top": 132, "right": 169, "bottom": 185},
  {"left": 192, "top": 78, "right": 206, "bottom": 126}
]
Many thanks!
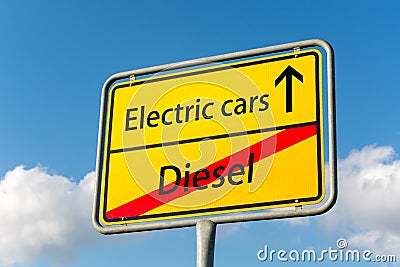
[{"left": 93, "top": 39, "right": 336, "bottom": 235}]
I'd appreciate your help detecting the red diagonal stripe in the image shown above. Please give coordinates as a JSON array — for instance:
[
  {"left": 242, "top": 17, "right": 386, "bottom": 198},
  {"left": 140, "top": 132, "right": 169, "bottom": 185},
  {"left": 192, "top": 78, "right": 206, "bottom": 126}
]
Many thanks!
[{"left": 106, "top": 124, "right": 317, "bottom": 219}]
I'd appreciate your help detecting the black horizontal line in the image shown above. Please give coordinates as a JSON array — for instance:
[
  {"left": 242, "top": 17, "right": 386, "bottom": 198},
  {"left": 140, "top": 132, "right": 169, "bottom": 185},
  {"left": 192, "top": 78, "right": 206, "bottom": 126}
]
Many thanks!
[{"left": 109, "top": 121, "right": 317, "bottom": 154}]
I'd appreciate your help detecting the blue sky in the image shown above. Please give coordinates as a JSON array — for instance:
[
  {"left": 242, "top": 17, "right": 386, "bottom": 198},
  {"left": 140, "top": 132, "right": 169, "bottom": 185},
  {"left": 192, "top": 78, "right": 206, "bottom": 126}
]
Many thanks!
[{"left": 0, "top": 1, "right": 399, "bottom": 266}]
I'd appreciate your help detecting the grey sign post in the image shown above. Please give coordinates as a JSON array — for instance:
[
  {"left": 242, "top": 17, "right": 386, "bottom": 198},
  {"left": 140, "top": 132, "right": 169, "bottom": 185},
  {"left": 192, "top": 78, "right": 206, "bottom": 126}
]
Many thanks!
[{"left": 197, "top": 220, "right": 216, "bottom": 267}]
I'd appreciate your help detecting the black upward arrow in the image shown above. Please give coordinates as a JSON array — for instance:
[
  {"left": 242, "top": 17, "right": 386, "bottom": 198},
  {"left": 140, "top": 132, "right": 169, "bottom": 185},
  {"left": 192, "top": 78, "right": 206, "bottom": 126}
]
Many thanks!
[{"left": 275, "top": 65, "right": 303, "bottom": 113}]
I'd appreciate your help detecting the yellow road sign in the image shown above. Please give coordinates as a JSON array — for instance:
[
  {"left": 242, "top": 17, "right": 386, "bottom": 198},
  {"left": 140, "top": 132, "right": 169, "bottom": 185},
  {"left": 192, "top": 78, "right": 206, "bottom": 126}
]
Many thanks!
[{"left": 96, "top": 48, "right": 325, "bottom": 226}]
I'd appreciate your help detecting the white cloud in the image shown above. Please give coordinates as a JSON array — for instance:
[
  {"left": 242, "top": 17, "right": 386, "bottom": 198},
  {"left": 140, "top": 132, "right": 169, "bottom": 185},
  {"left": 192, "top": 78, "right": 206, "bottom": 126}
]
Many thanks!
[
  {"left": 320, "top": 145, "right": 400, "bottom": 258},
  {"left": 0, "top": 166, "right": 146, "bottom": 266},
  {"left": 0, "top": 166, "right": 96, "bottom": 266},
  {"left": 217, "top": 222, "right": 249, "bottom": 239},
  {"left": 348, "top": 230, "right": 400, "bottom": 256},
  {"left": 286, "top": 217, "right": 310, "bottom": 226}
]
